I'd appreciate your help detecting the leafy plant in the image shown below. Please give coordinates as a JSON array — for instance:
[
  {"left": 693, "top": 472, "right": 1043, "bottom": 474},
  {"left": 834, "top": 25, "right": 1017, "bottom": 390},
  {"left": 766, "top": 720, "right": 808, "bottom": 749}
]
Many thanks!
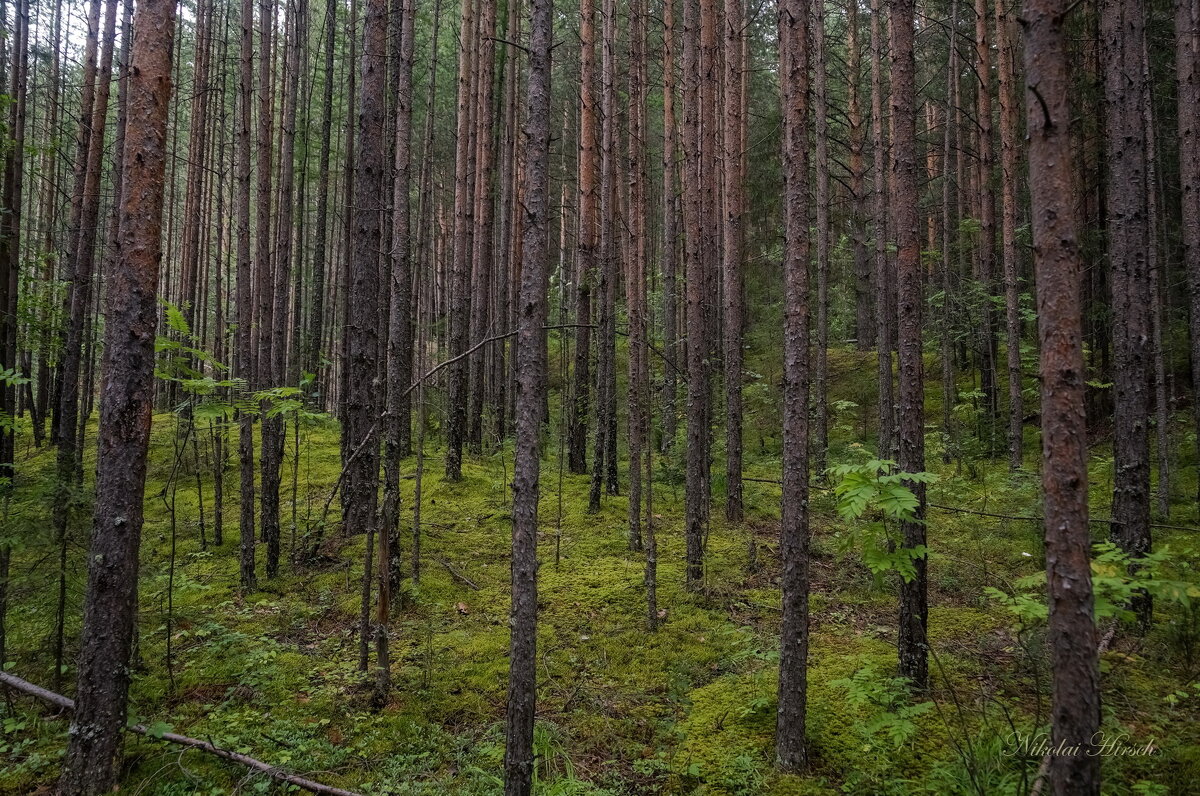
[
  {"left": 830, "top": 665, "right": 935, "bottom": 750},
  {"left": 828, "top": 455, "right": 937, "bottom": 583}
]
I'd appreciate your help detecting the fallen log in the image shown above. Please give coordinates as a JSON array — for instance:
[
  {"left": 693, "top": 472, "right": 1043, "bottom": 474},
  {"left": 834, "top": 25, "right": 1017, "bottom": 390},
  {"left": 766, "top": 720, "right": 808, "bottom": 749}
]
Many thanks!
[{"left": 0, "top": 671, "right": 362, "bottom": 796}]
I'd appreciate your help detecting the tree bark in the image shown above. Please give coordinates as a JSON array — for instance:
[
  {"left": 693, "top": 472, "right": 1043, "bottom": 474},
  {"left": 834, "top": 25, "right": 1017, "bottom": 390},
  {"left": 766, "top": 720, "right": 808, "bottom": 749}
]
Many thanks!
[
  {"left": 870, "top": 0, "right": 894, "bottom": 457},
  {"left": 237, "top": 0, "right": 257, "bottom": 592},
  {"left": 1177, "top": 0, "right": 1200, "bottom": 515},
  {"left": 504, "top": 0, "right": 551, "bottom": 788},
  {"left": 775, "top": 0, "right": 810, "bottom": 771},
  {"left": 1103, "top": 0, "right": 1152, "bottom": 624},
  {"left": 58, "top": 0, "right": 176, "bottom": 787},
  {"left": 995, "top": 0, "right": 1023, "bottom": 469},
  {"left": 893, "top": 0, "right": 928, "bottom": 690},
  {"left": 723, "top": 0, "right": 745, "bottom": 520},
  {"left": 1023, "top": 0, "right": 1102, "bottom": 785}
]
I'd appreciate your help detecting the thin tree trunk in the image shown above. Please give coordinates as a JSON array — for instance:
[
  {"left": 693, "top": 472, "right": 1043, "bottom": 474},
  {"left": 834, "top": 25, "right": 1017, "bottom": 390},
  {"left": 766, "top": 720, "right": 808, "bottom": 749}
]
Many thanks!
[
  {"left": 723, "top": 0, "right": 745, "bottom": 520},
  {"left": 847, "top": 0, "right": 873, "bottom": 351},
  {"left": 570, "top": 0, "right": 597, "bottom": 475},
  {"left": 660, "top": 0, "right": 679, "bottom": 453},
  {"left": 870, "top": 0, "right": 893, "bottom": 456},
  {"left": 446, "top": 0, "right": 477, "bottom": 481},
  {"left": 893, "top": 0, "right": 928, "bottom": 691},
  {"left": 996, "top": 0, "right": 1022, "bottom": 469},
  {"left": 812, "top": 0, "right": 829, "bottom": 476},
  {"left": 237, "top": 0, "right": 257, "bottom": 592}
]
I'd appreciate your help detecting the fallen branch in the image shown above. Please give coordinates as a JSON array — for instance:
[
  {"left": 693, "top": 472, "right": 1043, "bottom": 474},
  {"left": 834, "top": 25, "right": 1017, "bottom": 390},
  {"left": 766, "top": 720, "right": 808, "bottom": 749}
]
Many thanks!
[
  {"left": 436, "top": 557, "right": 481, "bottom": 590},
  {"left": 0, "top": 671, "right": 361, "bottom": 796}
]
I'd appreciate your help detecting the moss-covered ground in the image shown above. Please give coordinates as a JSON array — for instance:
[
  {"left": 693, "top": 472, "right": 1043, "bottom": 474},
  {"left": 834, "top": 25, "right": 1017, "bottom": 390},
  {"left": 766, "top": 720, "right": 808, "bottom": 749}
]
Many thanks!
[{"left": 2, "top": 346, "right": 1199, "bottom": 794}]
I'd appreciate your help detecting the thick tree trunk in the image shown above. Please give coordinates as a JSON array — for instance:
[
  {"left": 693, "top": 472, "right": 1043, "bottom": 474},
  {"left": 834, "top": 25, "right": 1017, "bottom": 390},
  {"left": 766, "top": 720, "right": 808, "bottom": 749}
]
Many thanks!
[
  {"left": 1103, "top": 0, "right": 1152, "bottom": 624},
  {"left": 1177, "top": 0, "right": 1200, "bottom": 515},
  {"left": 58, "top": 0, "right": 176, "bottom": 787},
  {"left": 1024, "top": 0, "right": 1102, "bottom": 785},
  {"left": 347, "top": 0, "right": 387, "bottom": 675},
  {"left": 775, "top": 0, "right": 810, "bottom": 771},
  {"left": 504, "top": 0, "right": 552, "bottom": 788}
]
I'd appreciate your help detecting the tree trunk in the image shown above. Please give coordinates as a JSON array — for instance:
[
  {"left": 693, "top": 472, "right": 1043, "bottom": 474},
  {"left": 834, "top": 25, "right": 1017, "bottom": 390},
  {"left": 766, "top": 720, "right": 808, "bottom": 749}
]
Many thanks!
[
  {"left": 847, "top": 0, "right": 873, "bottom": 351},
  {"left": 723, "top": 0, "right": 745, "bottom": 520},
  {"left": 58, "top": 0, "right": 176, "bottom": 787},
  {"left": 347, "top": 0, "right": 387, "bottom": 678},
  {"left": 1177, "top": 0, "right": 1200, "bottom": 515},
  {"left": 893, "top": 0, "right": 928, "bottom": 690},
  {"left": 661, "top": 0, "right": 679, "bottom": 452},
  {"left": 682, "top": 0, "right": 708, "bottom": 589},
  {"left": 812, "top": 0, "right": 829, "bottom": 476},
  {"left": 995, "top": 0, "right": 1022, "bottom": 469},
  {"left": 504, "top": 0, "right": 551, "bottom": 788},
  {"left": 237, "top": 0, "right": 257, "bottom": 592},
  {"left": 446, "top": 0, "right": 477, "bottom": 482},
  {"left": 1024, "top": 0, "right": 1102, "bottom": 784},
  {"left": 775, "top": 0, "right": 810, "bottom": 771},
  {"left": 870, "top": 0, "right": 893, "bottom": 457},
  {"left": 1103, "top": 0, "right": 1152, "bottom": 624},
  {"left": 571, "top": 0, "right": 597, "bottom": 476}
]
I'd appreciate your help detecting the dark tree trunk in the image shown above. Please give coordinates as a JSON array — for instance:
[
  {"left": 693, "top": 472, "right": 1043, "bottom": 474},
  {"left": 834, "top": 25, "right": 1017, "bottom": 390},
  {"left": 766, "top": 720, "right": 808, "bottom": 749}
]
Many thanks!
[
  {"left": 974, "top": 0, "right": 1000, "bottom": 438},
  {"left": 1177, "top": 0, "right": 1200, "bottom": 515},
  {"left": 446, "top": 0, "right": 477, "bottom": 481},
  {"left": 504, "top": 0, "right": 552, "bottom": 788},
  {"left": 847, "top": 0, "right": 873, "bottom": 351},
  {"left": 723, "top": 0, "right": 745, "bottom": 521},
  {"left": 379, "top": 0, "right": 418, "bottom": 700},
  {"left": 870, "top": 0, "right": 893, "bottom": 457},
  {"left": 660, "top": 0, "right": 679, "bottom": 453},
  {"left": 467, "top": 0, "right": 496, "bottom": 455},
  {"left": 347, "top": 0, "right": 387, "bottom": 675},
  {"left": 812, "top": 0, "right": 829, "bottom": 476},
  {"left": 570, "top": 0, "right": 597, "bottom": 476},
  {"left": 308, "top": 0, "right": 337, "bottom": 397},
  {"left": 682, "top": 0, "right": 708, "bottom": 589},
  {"left": 1103, "top": 0, "right": 1152, "bottom": 624},
  {"left": 775, "top": 0, "right": 810, "bottom": 771},
  {"left": 1023, "top": 0, "right": 1102, "bottom": 785},
  {"left": 58, "top": 0, "right": 176, "bottom": 787},
  {"left": 237, "top": 0, "right": 257, "bottom": 592},
  {"left": 893, "top": 0, "right": 928, "bottom": 691}
]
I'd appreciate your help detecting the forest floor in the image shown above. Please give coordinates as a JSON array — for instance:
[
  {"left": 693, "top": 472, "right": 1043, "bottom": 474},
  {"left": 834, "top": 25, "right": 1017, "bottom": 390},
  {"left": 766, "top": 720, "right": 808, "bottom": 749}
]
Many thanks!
[{"left": 3, "top": 349, "right": 1200, "bottom": 794}]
